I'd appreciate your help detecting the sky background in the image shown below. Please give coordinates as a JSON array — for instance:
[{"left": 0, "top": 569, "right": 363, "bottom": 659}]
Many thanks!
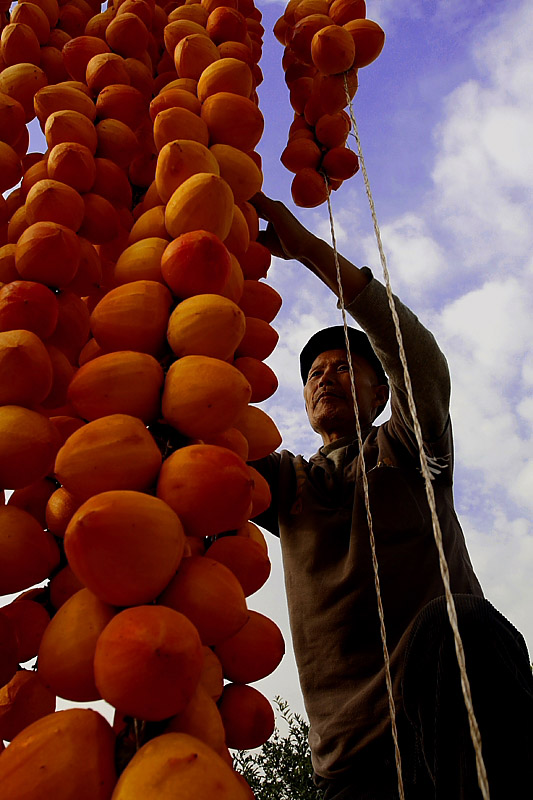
[
  {"left": 247, "top": 0, "right": 533, "bottom": 720},
  {"left": 4, "top": 0, "right": 532, "bottom": 732}
]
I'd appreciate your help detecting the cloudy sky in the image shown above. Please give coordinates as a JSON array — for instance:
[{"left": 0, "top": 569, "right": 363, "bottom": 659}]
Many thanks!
[{"left": 249, "top": 0, "right": 533, "bottom": 718}]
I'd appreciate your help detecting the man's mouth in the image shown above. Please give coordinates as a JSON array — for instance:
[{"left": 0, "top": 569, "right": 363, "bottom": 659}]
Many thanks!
[{"left": 315, "top": 391, "right": 344, "bottom": 404}]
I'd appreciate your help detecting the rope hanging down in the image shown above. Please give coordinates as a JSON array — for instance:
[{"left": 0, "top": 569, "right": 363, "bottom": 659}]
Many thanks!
[
  {"left": 322, "top": 78, "right": 491, "bottom": 800},
  {"left": 324, "top": 187, "right": 405, "bottom": 800}
]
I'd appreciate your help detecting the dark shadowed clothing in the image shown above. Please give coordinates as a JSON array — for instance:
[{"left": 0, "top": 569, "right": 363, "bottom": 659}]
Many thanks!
[{"left": 252, "top": 273, "right": 483, "bottom": 781}]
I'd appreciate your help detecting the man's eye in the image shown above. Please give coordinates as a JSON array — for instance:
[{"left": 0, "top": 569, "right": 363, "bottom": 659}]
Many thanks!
[{"left": 338, "top": 365, "right": 349, "bottom": 371}]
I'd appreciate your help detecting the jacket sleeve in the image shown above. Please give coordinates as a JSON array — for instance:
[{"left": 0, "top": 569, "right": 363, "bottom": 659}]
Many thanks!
[
  {"left": 248, "top": 451, "right": 282, "bottom": 536},
  {"left": 346, "top": 269, "right": 451, "bottom": 445}
]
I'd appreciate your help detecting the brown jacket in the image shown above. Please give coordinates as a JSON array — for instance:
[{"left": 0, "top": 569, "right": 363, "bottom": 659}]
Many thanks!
[{"left": 252, "top": 274, "right": 483, "bottom": 779}]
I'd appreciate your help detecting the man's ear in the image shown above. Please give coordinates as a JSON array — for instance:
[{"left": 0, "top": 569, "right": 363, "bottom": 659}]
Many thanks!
[{"left": 373, "top": 384, "right": 389, "bottom": 410}]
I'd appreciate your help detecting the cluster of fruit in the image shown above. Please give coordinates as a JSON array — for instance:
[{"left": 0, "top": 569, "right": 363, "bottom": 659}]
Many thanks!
[
  {"left": 272, "top": 0, "right": 385, "bottom": 207},
  {"left": 0, "top": 0, "right": 284, "bottom": 796}
]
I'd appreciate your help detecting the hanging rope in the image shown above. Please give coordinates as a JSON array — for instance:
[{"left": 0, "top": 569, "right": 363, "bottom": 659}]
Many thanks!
[
  {"left": 339, "top": 75, "right": 490, "bottom": 800},
  {"left": 324, "top": 183, "right": 406, "bottom": 800}
]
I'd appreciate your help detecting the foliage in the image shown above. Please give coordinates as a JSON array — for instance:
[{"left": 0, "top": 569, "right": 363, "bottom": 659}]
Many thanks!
[{"left": 233, "top": 697, "right": 323, "bottom": 799}]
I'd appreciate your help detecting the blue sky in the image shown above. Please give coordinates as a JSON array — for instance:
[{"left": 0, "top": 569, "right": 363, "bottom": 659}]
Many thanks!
[
  {"left": 248, "top": 0, "right": 533, "bottom": 719},
  {"left": 5, "top": 0, "right": 532, "bottom": 731}
]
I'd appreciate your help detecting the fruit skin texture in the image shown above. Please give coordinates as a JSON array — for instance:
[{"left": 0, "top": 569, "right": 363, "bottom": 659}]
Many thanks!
[
  {"left": 37, "top": 588, "right": 115, "bottom": 703},
  {"left": 94, "top": 605, "right": 203, "bottom": 721},
  {"left": 159, "top": 555, "right": 249, "bottom": 646},
  {"left": 110, "top": 732, "right": 250, "bottom": 800},
  {"left": 0, "top": 506, "right": 59, "bottom": 594},
  {"left": 162, "top": 355, "right": 252, "bottom": 438},
  {"left": 0, "top": 406, "right": 62, "bottom": 490},
  {"left": 64, "top": 490, "right": 186, "bottom": 607},
  {"left": 54, "top": 413, "right": 162, "bottom": 501},
  {"left": 157, "top": 444, "right": 253, "bottom": 537},
  {"left": 0, "top": 708, "right": 117, "bottom": 800}
]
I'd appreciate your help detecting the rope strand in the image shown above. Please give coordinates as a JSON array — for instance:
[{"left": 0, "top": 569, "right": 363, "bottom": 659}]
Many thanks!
[
  {"left": 324, "top": 179, "right": 406, "bottom": 800},
  {"left": 344, "top": 75, "right": 490, "bottom": 800}
]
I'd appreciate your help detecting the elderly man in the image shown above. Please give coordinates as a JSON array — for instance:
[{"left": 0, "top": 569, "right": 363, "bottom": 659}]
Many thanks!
[{"left": 250, "top": 194, "right": 533, "bottom": 800}]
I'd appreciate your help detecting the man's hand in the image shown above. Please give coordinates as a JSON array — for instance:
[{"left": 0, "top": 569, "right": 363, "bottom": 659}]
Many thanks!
[{"left": 250, "top": 192, "right": 316, "bottom": 262}]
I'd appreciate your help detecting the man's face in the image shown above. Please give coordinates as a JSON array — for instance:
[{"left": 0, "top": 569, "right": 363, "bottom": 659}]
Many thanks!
[{"left": 303, "top": 348, "right": 387, "bottom": 444}]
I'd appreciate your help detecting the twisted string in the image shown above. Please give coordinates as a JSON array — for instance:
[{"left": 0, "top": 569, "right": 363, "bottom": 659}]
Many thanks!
[
  {"left": 323, "top": 180, "right": 405, "bottom": 800},
  {"left": 342, "top": 75, "right": 490, "bottom": 800}
]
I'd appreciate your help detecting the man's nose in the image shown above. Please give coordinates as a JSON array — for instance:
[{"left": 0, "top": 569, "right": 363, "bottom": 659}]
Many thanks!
[{"left": 318, "top": 369, "right": 336, "bottom": 386}]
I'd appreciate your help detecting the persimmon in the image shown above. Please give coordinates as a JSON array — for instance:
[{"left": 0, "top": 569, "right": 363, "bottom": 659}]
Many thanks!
[
  {"left": 47, "top": 142, "right": 96, "bottom": 193},
  {"left": 1, "top": 599, "right": 50, "bottom": 663},
  {"left": 248, "top": 464, "right": 271, "bottom": 517},
  {"left": 0, "top": 329, "right": 53, "bottom": 406},
  {"left": 236, "top": 520, "right": 268, "bottom": 552},
  {"left": 197, "top": 56, "right": 252, "bottom": 100},
  {"left": 155, "top": 139, "right": 219, "bottom": 203},
  {"left": 162, "top": 355, "right": 252, "bottom": 438},
  {"left": 7, "top": 475, "right": 56, "bottom": 526},
  {"left": 218, "top": 683, "right": 275, "bottom": 749},
  {"left": 128, "top": 205, "right": 170, "bottom": 243},
  {"left": 224, "top": 203, "right": 250, "bottom": 257},
  {"left": 48, "top": 563, "right": 84, "bottom": 609},
  {"left": 153, "top": 105, "right": 210, "bottom": 151},
  {"left": 160, "top": 555, "right": 248, "bottom": 646},
  {"left": 0, "top": 406, "right": 61, "bottom": 490},
  {"left": 210, "top": 142, "right": 262, "bottom": 203},
  {"left": 206, "top": 6, "right": 247, "bottom": 43},
  {"left": 0, "top": 92, "right": 26, "bottom": 148},
  {"left": 164, "top": 18, "right": 208, "bottom": 55},
  {"left": 0, "top": 670, "right": 56, "bottom": 742},
  {"left": 288, "top": 13, "right": 330, "bottom": 64},
  {"left": 95, "top": 118, "right": 140, "bottom": 168},
  {"left": 105, "top": 11, "right": 149, "bottom": 58},
  {"left": 313, "top": 66, "right": 358, "bottom": 114},
  {"left": 207, "top": 534, "right": 271, "bottom": 596},
  {"left": 281, "top": 136, "right": 321, "bottom": 173},
  {"left": 321, "top": 144, "right": 359, "bottom": 179},
  {"left": 0, "top": 63, "right": 48, "bottom": 122},
  {"left": 233, "top": 404, "right": 282, "bottom": 460},
  {"left": 110, "top": 732, "right": 250, "bottom": 799},
  {"left": 149, "top": 87, "right": 201, "bottom": 120},
  {"left": 0, "top": 505, "right": 59, "bottom": 595},
  {"left": 41, "top": 345, "right": 76, "bottom": 409},
  {"left": 0, "top": 280, "right": 58, "bottom": 338},
  {"left": 238, "top": 280, "right": 282, "bottom": 322},
  {"left": 45, "top": 486, "right": 81, "bottom": 537},
  {"left": 0, "top": 141, "right": 23, "bottom": 194},
  {"left": 54, "top": 413, "right": 162, "bottom": 500},
  {"left": 214, "top": 609, "right": 285, "bottom": 683},
  {"left": 239, "top": 239, "right": 271, "bottom": 279},
  {"left": 198, "top": 645, "right": 224, "bottom": 701},
  {"left": 96, "top": 83, "right": 147, "bottom": 131},
  {"left": 92, "top": 157, "right": 133, "bottom": 208},
  {"left": 343, "top": 17, "right": 385, "bottom": 67},
  {"left": 234, "top": 355, "right": 278, "bottom": 402},
  {"left": 161, "top": 231, "right": 230, "bottom": 298},
  {"left": 218, "top": 39, "right": 254, "bottom": 65},
  {"left": 235, "top": 315, "right": 278, "bottom": 360},
  {"left": 94, "top": 605, "right": 203, "bottom": 720},
  {"left": 45, "top": 290, "right": 91, "bottom": 364},
  {"left": 85, "top": 51, "right": 131, "bottom": 92},
  {"left": 15, "top": 221, "right": 81, "bottom": 287},
  {"left": 34, "top": 84, "right": 96, "bottom": 127},
  {"left": 0, "top": 708, "right": 117, "bottom": 800},
  {"left": 90, "top": 279, "right": 173, "bottom": 355},
  {"left": 201, "top": 91, "right": 264, "bottom": 151},
  {"left": 220, "top": 252, "right": 244, "bottom": 303},
  {"left": 201, "top": 426, "right": 249, "bottom": 461},
  {"left": 156, "top": 444, "right": 253, "bottom": 537},
  {"left": 0, "top": 611, "right": 18, "bottom": 688},
  {"left": 44, "top": 108, "right": 98, "bottom": 153},
  {"left": 291, "top": 166, "right": 329, "bottom": 207},
  {"left": 1, "top": 23, "right": 41, "bottom": 68},
  {"left": 112, "top": 237, "right": 167, "bottom": 285},
  {"left": 165, "top": 172, "right": 234, "bottom": 240},
  {"left": 167, "top": 293, "right": 246, "bottom": 360},
  {"left": 62, "top": 34, "right": 110, "bottom": 81},
  {"left": 165, "top": 684, "right": 227, "bottom": 756},
  {"left": 174, "top": 32, "right": 220, "bottom": 80},
  {"left": 311, "top": 23, "right": 355, "bottom": 74},
  {"left": 65, "top": 490, "right": 186, "bottom": 606},
  {"left": 168, "top": 4, "right": 208, "bottom": 25},
  {"left": 68, "top": 350, "right": 164, "bottom": 422}
]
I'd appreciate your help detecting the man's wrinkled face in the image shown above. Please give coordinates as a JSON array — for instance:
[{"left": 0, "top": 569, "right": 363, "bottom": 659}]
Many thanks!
[{"left": 303, "top": 349, "right": 387, "bottom": 442}]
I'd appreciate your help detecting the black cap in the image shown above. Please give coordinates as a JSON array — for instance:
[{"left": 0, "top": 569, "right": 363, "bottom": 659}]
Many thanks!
[{"left": 300, "top": 326, "right": 388, "bottom": 387}]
